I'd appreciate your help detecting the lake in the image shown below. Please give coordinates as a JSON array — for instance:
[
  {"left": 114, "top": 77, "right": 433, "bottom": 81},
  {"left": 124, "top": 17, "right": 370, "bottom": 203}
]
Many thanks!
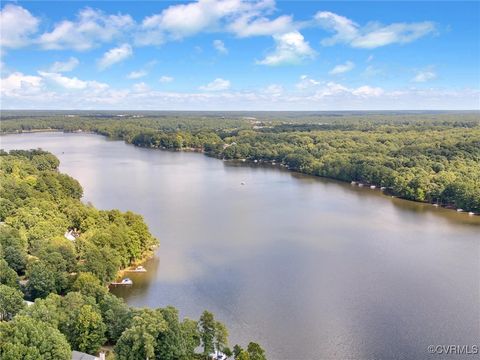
[{"left": 1, "top": 132, "right": 479, "bottom": 359}]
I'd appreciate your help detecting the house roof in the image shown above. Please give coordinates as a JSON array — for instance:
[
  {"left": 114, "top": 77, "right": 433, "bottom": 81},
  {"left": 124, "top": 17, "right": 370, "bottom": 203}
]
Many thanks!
[{"left": 72, "top": 351, "right": 98, "bottom": 360}]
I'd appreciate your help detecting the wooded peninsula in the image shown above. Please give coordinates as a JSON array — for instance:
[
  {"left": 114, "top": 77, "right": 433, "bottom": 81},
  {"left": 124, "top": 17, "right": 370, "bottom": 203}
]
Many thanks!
[
  {"left": 2, "top": 111, "right": 479, "bottom": 213},
  {"left": 0, "top": 149, "right": 265, "bottom": 360}
]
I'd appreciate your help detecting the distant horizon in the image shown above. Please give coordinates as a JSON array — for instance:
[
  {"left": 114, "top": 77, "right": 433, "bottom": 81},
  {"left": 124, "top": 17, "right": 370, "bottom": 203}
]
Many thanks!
[{"left": 1, "top": 109, "right": 479, "bottom": 113}]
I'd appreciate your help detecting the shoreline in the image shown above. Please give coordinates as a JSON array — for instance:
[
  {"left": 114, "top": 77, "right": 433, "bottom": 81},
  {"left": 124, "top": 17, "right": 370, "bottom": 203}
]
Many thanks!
[
  {"left": 113, "top": 247, "right": 157, "bottom": 282},
  {"left": 1, "top": 129, "right": 477, "bottom": 216}
]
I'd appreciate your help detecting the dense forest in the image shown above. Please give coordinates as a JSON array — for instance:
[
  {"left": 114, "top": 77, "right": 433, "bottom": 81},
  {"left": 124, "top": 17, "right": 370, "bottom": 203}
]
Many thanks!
[
  {"left": 1, "top": 111, "right": 479, "bottom": 212},
  {"left": 0, "top": 150, "right": 265, "bottom": 360}
]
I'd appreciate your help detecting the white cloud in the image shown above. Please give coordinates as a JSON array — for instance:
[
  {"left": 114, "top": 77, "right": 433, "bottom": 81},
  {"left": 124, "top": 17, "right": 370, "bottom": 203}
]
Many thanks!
[
  {"left": 126, "top": 61, "right": 157, "bottom": 79},
  {"left": 296, "top": 75, "right": 320, "bottom": 90},
  {"left": 315, "top": 12, "right": 358, "bottom": 47},
  {"left": 228, "top": 14, "right": 294, "bottom": 37},
  {"left": 354, "top": 23, "right": 435, "bottom": 48},
  {"left": 134, "top": 29, "right": 165, "bottom": 47},
  {"left": 38, "top": 71, "right": 109, "bottom": 90},
  {"left": 49, "top": 57, "right": 79, "bottom": 73},
  {"left": 352, "top": 85, "right": 384, "bottom": 97},
  {"left": 312, "top": 81, "right": 349, "bottom": 98},
  {"left": 329, "top": 61, "right": 355, "bottom": 75},
  {"left": 257, "top": 31, "right": 315, "bottom": 66},
  {"left": 263, "top": 84, "right": 284, "bottom": 96},
  {"left": 0, "top": 2, "right": 438, "bottom": 68},
  {"left": 213, "top": 39, "right": 228, "bottom": 54},
  {"left": 39, "top": 8, "right": 134, "bottom": 50},
  {"left": 140, "top": 0, "right": 241, "bottom": 40},
  {"left": 132, "top": 82, "right": 150, "bottom": 92},
  {"left": 98, "top": 44, "right": 133, "bottom": 70},
  {"left": 295, "top": 77, "right": 382, "bottom": 98},
  {"left": 159, "top": 75, "right": 174, "bottom": 83},
  {"left": 412, "top": 68, "right": 437, "bottom": 82},
  {"left": 2, "top": 70, "right": 479, "bottom": 110},
  {"left": 0, "top": 5, "right": 40, "bottom": 48},
  {"left": 307, "top": 82, "right": 384, "bottom": 99},
  {"left": 39, "top": 71, "right": 87, "bottom": 89},
  {"left": 127, "top": 70, "right": 148, "bottom": 79},
  {"left": 0, "top": 72, "right": 43, "bottom": 96},
  {"left": 315, "top": 11, "right": 435, "bottom": 49},
  {"left": 199, "top": 78, "right": 231, "bottom": 91},
  {"left": 136, "top": 0, "right": 290, "bottom": 45}
]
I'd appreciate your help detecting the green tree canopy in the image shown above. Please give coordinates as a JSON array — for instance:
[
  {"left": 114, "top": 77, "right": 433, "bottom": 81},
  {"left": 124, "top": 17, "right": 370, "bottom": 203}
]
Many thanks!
[
  {"left": 0, "top": 285, "right": 25, "bottom": 321},
  {"left": 0, "top": 259, "right": 18, "bottom": 289},
  {"left": 0, "top": 315, "right": 71, "bottom": 360},
  {"left": 115, "top": 309, "right": 167, "bottom": 360},
  {"left": 199, "top": 310, "right": 216, "bottom": 356}
]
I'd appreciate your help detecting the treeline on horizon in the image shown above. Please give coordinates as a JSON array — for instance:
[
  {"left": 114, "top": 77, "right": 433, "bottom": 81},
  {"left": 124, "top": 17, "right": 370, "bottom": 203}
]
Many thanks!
[
  {"left": 1, "top": 112, "right": 480, "bottom": 212},
  {"left": 0, "top": 150, "right": 266, "bottom": 360}
]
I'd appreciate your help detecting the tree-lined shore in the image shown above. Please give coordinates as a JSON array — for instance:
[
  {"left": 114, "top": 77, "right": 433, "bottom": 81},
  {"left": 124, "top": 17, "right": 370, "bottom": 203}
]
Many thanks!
[{"left": 2, "top": 112, "right": 479, "bottom": 212}]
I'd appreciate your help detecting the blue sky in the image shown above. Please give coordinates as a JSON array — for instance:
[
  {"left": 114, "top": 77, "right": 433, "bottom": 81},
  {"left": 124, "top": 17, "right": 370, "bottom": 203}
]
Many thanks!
[{"left": 1, "top": 0, "right": 479, "bottom": 110}]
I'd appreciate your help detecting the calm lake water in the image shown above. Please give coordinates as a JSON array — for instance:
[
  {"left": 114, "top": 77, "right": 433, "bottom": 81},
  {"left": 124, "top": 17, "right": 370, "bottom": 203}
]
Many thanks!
[{"left": 2, "top": 132, "right": 479, "bottom": 359}]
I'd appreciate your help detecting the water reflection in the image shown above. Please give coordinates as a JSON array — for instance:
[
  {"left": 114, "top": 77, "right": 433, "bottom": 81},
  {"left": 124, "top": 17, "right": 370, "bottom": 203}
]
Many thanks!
[{"left": 111, "top": 256, "right": 160, "bottom": 299}]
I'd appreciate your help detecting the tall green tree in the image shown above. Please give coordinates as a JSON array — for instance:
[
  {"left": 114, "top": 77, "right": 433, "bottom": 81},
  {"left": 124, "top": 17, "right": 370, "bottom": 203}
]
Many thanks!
[
  {"left": 233, "top": 345, "right": 243, "bottom": 359},
  {"left": 0, "top": 227, "right": 27, "bottom": 274},
  {"left": 0, "top": 285, "right": 25, "bottom": 321},
  {"left": 155, "top": 306, "right": 186, "bottom": 359},
  {"left": 71, "top": 304, "right": 107, "bottom": 354},
  {"left": 0, "top": 316, "right": 71, "bottom": 360},
  {"left": 19, "top": 293, "right": 65, "bottom": 328},
  {"left": 115, "top": 309, "right": 167, "bottom": 360},
  {"left": 80, "top": 243, "right": 122, "bottom": 283},
  {"left": 99, "top": 293, "right": 132, "bottom": 343},
  {"left": 181, "top": 318, "right": 200, "bottom": 359},
  {"left": 247, "top": 342, "right": 267, "bottom": 360},
  {"left": 72, "top": 272, "right": 108, "bottom": 303},
  {"left": 0, "top": 259, "right": 18, "bottom": 289},
  {"left": 26, "top": 260, "right": 58, "bottom": 299},
  {"left": 199, "top": 310, "right": 216, "bottom": 357},
  {"left": 215, "top": 321, "right": 229, "bottom": 353},
  {"left": 2, "top": 246, "right": 27, "bottom": 274}
]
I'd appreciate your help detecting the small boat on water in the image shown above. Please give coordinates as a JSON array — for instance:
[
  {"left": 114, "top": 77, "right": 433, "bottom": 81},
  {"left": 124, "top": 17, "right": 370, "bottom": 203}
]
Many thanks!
[
  {"left": 370, "top": 185, "right": 376, "bottom": 189},
  {"left": 457, "top": 209, "right": 463, "bottom": 212},
  {"left": 380, "top": 187, "right": 386, "bottom": 190},
  {"left": 468, "top": 212, "right": 475, "bottom": 216},
  {"left": 241, "top": 181, "right": 246, "bottom": 185},
  {"left": 358, "top": 183, "right": 364, "bottom": 187},
  {"left": 111, "top": 278, "right": 133, "bottom": 286},
  {"left": 351, "top": 181, "right": 356, "bottom": 185},
  {"left": 433, "top": 204, "right": 439, "bottom": 207}
]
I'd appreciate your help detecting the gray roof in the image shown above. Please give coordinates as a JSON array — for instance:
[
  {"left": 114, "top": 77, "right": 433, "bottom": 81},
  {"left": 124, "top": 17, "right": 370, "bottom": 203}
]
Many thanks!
[{"left": 72, "top": 351, "right": 99, "bottom": 360}]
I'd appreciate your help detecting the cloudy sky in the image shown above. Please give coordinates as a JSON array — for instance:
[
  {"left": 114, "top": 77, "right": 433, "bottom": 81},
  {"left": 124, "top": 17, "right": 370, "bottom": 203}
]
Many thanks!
[{"left": 1, "top": 0, "right": 479, "bottom": 110}]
